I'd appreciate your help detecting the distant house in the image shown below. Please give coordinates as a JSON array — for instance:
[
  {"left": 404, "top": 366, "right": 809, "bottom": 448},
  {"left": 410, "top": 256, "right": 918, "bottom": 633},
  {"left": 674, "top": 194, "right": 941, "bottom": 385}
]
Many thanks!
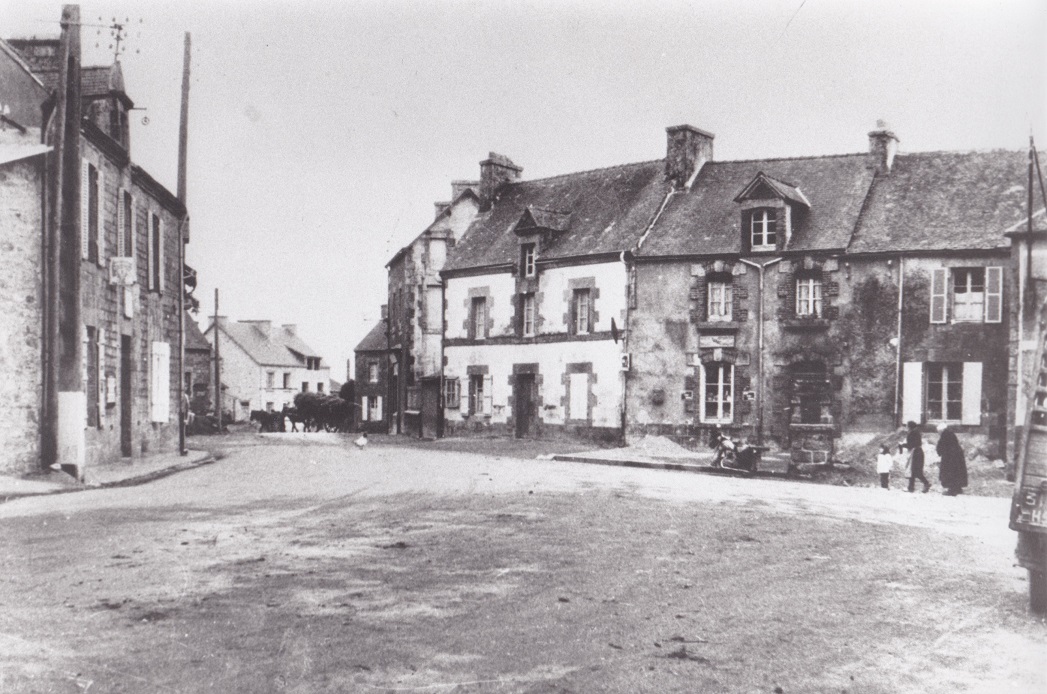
[
  {"left": 203, "top": 318, "right": 330, "bottom": 417},
  {"left": 386, "top": 182, "right": 479, "bottom": 437},
  {"left": 353, "top": 317, "right": 390, "bottom": 432},
  {"left": 183, "top": 314, "right": 212, "bottom": 412}
]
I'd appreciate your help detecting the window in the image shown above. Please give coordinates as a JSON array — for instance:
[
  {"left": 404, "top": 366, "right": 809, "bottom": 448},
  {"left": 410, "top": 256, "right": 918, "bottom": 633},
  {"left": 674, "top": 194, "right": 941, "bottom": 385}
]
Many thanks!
[
  {"left": 425, "top": 286, "right": 443, "bottom": 334},
  {"left": 701, "top": 363, "right": 734, "bottom": 423},
  {"left": 522, "top": 293, "right": 536, "bottom": 336},
  {"left": 749, "top": 209, "right": 777, "bottom": 250},
  {"left": 931, "top": 267, "right": 1003, "bottom": 324},
  {"left": 118, "top": 189, "right": 133, "bottom": 257},
  {"left": 368, "top": 361, "right": 379, "bottom": 383},
  {"left": 443, "top": 378, "right": 461, "bottom": 408},
  {"left": 796, "top": 277, "right": 823, "bottom": 317},
  {"left": 88, "top": 164, "right": 99, "bottom": 262},
  {"left": 367, "top": 395, "right": 382, "bottom": 421},
  {"left": 266, "top": 371, "right": 275, "bottom": 388},
  {"left": 520, "top": 243, "right": 536, "bottom": 277},
  {"left": 471, "top": 297, "right": 488, "bottom": 340},
  {"left": 302, "top": 382, "right": 309, "bottom": 392},
  {"left": 149, "top": 213, "right": 163, "bottom": 292},
  {"left": 568, "top": 372, "right": 589, "bottom": 421},
  {"left": 708, "top": 280, "right": 733, "bottom": 322},
  {"left": 317, "top": 382, "right": 324, "bottom": 393},
  {"left": 573, "top": 289, "right": 592, "bottom": 334},
  {"left": 926, "top": 363, "right": 962, "bottom": 422},
  {"left": 468, "top": 374, "right": 492, "bottom": 415},
  {"left": 283, "top": 373, "right": 291, "bottom": 389}
]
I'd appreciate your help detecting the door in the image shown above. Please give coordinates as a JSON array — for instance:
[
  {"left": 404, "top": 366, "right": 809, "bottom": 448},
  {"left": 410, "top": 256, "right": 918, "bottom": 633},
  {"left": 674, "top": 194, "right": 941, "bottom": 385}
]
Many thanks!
[
  {"left": 514, "top": 374, "right": 535, "bottom": 438},
  {"left": 120, "top": 335, "right": 133, "bottom": 457},
  {"left": 420, "top": 378, "right": 440, "bottom": 439}
]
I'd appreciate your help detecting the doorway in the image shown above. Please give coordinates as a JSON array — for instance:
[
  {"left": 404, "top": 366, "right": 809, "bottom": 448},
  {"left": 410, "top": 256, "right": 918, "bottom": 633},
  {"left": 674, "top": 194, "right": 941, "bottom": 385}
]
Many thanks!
[
  {"left": 120, "top": 335, "right": 132, "bottom": 457},
  {"left": 514, "top": 373, "right": 536, "bottom": 438}
]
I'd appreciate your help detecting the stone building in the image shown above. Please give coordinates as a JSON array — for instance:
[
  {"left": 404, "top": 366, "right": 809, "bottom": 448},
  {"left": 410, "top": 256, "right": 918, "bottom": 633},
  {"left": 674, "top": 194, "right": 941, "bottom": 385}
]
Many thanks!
[
  {"left": 353, "top": 317, "right": 390, "bottom": 433},
  {"left": 629, "top": 123, "right": 1035, "bottom": 463},
  {"left": 386, "top": 183, "right": 479, "bottom": 437},
  {"left": 203, "top": 318, "right": 330, "bottom": 417},
  {"left": 183, "top": 313, "right": 212, "bottom": 414},
  {"left": 0, "top": 26, "right": 190, "bottom": 477}
]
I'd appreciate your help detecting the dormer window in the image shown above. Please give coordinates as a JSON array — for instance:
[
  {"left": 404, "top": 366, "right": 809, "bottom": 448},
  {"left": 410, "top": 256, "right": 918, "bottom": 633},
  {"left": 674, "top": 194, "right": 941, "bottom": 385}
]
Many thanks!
[
  {"left": 749, "top": 209, "right": 777, "bottom": 250},
  {"left": 520, "top": 243, "right": 536, "bottom": 277}
]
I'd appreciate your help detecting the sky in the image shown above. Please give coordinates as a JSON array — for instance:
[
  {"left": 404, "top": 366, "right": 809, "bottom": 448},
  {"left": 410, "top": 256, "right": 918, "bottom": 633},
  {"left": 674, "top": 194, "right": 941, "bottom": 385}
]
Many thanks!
[{"left": 5, "top": 0, "right": 1046, "bottom": 380}]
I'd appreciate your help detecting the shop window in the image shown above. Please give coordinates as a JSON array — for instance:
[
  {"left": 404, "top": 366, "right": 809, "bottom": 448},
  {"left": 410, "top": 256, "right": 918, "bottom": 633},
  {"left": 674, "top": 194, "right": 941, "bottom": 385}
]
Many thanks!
[{"left": 701, "top": 362, "right": 734, "bottom": 423}]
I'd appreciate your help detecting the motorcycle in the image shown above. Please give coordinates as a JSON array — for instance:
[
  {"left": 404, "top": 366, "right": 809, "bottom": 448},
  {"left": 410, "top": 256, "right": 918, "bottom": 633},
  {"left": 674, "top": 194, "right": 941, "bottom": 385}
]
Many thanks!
[{"left": 710, "top": 428, "right": 759, "bottom": 473}]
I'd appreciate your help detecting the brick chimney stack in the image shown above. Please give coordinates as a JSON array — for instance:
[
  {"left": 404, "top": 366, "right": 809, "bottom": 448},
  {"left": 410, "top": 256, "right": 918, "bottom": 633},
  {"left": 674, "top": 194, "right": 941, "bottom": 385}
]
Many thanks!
[
  {"left": 479, "top": 153, "right": 522, "bottom": 210},
  {"left": 451, "top": 179, "right": 479, "bottom": 201},
  {"left": 868, "top": 120, "right": 899, "bottom": 175},
  {"left": 665, "top": 124, "right": 714, "bottom": 189},
  {"left": 282, "top": 324, "right": 296, "bottom": 337}
]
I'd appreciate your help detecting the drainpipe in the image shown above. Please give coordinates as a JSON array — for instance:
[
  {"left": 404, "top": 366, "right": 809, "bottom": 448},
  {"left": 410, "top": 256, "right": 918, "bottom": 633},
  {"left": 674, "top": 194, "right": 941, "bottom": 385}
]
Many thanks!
[
  {"left": 176, "top": 32, "right": 191, "bottom": 455},
  {"left": 893, "top": 256, "right": 905, "bottom": 426},
  {"left": 739, "top": 256, "right": 782, "bottom": 446},
  {"left": 619, "top": 250, "right": 632, "bottom": 446}
]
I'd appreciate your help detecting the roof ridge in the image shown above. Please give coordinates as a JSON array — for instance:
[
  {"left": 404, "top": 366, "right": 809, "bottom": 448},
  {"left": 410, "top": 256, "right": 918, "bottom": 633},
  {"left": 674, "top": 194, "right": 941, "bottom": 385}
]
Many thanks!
[
  {"left": 713, "top": 152, "right": 869, "bottom": 165},
  {"left": 516, "top": 158, "right": 664, "bottom": 185}
]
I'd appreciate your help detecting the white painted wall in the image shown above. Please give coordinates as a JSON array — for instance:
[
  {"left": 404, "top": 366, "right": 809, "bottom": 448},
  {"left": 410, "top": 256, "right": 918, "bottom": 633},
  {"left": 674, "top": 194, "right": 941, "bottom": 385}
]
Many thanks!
[
  {"left": 445, "top": 272, "right": 517, "bottom": 339},
  {"left": 537, "top": 262, "right": 628, "bottom": 334}
]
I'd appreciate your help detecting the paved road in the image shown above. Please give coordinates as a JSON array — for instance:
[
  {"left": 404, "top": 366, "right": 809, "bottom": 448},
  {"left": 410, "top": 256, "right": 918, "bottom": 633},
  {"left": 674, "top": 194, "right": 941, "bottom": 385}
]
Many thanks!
[{"left": 0, "top": 433, "right": 1040, "bottom": 693}]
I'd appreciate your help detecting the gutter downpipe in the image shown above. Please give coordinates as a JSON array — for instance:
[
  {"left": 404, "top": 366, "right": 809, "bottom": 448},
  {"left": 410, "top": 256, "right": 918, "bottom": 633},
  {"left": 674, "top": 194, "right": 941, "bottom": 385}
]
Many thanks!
[
  {"left": 893, "top": 256, "right": 905, "bottom": 426},
  {"left": 739, "top": 256, "right": 782, "bottom": 446}
]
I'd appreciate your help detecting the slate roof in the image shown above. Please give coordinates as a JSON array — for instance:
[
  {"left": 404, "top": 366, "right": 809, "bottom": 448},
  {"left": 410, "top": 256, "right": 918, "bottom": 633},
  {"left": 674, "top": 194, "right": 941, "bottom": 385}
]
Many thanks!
[
  {"left": 354, "top": 320, "right": 389, "bottom": 353},
  {"left": 210, "top": 319, "right": 324, "bottom": 368},
  {"left": 640, "top": 154, "right": 875, "bottom": 257},
  {"left": 185, "top": 314, "right": 211, "bottom": 352},
  {"left": 848, "top": 150, "right": 1039, "bottom": 253},
  {"left": 444, "top": 160, "right": 672, "bottom": 271},
  {"left": 35, "top": 64, "right": 128, "bottom": 101}
]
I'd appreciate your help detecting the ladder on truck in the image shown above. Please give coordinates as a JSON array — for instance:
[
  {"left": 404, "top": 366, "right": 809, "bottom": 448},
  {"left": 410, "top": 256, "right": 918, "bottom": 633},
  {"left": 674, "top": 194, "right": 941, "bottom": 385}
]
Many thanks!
[{"left": 1011, "top": 302, "right": 1047, "bottom": 612}]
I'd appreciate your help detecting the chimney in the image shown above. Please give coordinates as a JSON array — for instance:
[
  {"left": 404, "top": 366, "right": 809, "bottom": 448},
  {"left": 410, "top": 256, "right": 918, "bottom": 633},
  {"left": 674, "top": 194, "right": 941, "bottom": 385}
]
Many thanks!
[
  {"left": 282, "top": 324, "right": 296, "bottom": 336},
  {"left": 665, "top": 125, "right": 714, "bottom": 189},
  {"left": 868, "top": 120, "right": 899, "bottom": 175},
  {"left": 244, "top": 320, "right": 272, "bottom": 336},
  {"left": 380, "top": 304, "right": 388, "bottom": 320},
  {"left": 451, "top": 179, "right": 479, "bottom": 201},
  {"left": 479, "top": 153, "right": 522, "bottom": 209},
  {"left": 434, "top": 201, "right": 450, "bottom": 218}
]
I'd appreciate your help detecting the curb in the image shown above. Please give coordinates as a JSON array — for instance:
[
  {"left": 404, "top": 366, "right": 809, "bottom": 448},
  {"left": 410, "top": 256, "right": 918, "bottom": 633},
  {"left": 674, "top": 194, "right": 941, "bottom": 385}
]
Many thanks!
[
  {"left": 0, "top": 453, "right": 216, "bottom": 504},
  {"left": 550, "top": 454, "right": 788, "bottom": 479}
]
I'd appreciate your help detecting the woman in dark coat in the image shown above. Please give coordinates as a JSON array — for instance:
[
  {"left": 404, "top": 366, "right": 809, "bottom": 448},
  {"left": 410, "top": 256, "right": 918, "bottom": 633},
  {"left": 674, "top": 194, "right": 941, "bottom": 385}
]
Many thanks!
[{"left": 936, "top": 423, "right": 968, "bottom": 496}]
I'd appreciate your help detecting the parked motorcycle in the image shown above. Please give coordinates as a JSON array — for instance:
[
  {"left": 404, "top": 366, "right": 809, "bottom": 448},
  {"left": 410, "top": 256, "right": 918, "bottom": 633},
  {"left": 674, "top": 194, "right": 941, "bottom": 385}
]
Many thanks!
[{"left": 710, "top": 428, "right": 759, "bottom": 473}]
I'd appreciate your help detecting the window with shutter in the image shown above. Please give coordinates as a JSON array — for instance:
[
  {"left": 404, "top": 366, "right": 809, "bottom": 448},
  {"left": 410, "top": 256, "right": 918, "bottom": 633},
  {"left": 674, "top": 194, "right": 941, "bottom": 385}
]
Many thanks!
[
  {"left": 97, "top": 328, "right": 106, "bottom": 422},
  {"left": 568, "top": 372, "right": 589, "bottom": 421},
  {"left": 86, "top": 326, "right": 99, "bottom": 427},
  {"left": 482, "top": 375, "right": 494, "bottom": 415},
  {"left": 930, "top": 268, "right": 948, "bottom": 324},
  {"left": 443, "top": 378, "right": 461, "bottom": 408},
  {"left": 953, "top": 268, "right": 985, "bottom": 322},
  {"left": 81, "top": 160, "right": 90, "bottom": 259},
  {"left": 901, "top": 362, "right": 923, "bottom": 424},
  {"left": 961, "top": 362, "right": 983, "bottom": 425},
  {"left": 926, "top": 362, "right": 962, "bottom": 422},
  {"left": 700, "top": 362, "right": 734, "bottom": 423},
  {"left": 117, "top": 188, "right": 125, "bottom": 257},
  {"left": 96, "top": 166, "right": 105, "bottom": 263},
  {"left": 360, "top": 396, "right": 369, "bottom": 421},
  {"left": 150, "top": 341, "right": 171, "bottom": 422}
]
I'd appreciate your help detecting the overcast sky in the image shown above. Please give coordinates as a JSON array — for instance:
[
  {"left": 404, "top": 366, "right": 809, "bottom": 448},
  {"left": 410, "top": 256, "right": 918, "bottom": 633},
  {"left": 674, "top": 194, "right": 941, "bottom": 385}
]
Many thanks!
[{"left": 5, "top": 0, "right": 1046, "bottom": 379}]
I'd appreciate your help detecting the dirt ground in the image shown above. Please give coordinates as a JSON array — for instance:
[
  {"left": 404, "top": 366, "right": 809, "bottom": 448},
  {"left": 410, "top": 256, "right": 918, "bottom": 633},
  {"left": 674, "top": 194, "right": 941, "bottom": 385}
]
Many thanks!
[{"left": 0, "top": 434, "right": 1043, "bottom": 693}]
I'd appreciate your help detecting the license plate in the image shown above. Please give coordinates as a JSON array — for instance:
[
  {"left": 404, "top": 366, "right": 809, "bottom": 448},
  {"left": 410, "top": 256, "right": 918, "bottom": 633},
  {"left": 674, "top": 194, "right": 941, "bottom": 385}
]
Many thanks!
[{"left": 1017, "top": 486, "right": 1047, "bottom": 527}]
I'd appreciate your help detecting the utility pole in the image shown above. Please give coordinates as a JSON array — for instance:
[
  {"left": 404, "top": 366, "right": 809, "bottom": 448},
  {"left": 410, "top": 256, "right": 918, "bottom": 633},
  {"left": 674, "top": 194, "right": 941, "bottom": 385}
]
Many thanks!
[
  {"left": 214, "top": 289, "right": 222, "bottom": 430},
  {"left": 176, "top": 32, "right": 191, "bottom": 455}
]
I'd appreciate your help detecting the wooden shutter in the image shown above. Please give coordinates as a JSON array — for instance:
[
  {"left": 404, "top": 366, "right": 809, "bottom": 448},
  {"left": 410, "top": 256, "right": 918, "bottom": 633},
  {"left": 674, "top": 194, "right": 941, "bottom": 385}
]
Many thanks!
[
  {"left": 375, "top": 396, "right": 383, "bottom": 421},
  {"left": 360, "top": 396, "right": 369, "bottom": 421},
  {"left": 902, "top": 362, "right": 923, "bottom": 424},
  {"left": 80, "top": 160, "right": 90, "bottom": 259},
  {"left": 157, "top": 217, "right": 165, "bottom": 292},
  {"left": 961, "top": 362, "right": 983, "bottom": 425},
  {"left": 482, "top": 375, "right": 493, "bottom": 415},
  {"left": 151, "top": 341, "right": 171, "bottom": 422},
  {"left": 930, "top": 268, "right": 948, "bottom": 324},
  {"left": 97, "top": 166, "right": 105, "bottom": 263},
  {"left": 985, "top": 266, "right": 1002, "bottom": 323}
]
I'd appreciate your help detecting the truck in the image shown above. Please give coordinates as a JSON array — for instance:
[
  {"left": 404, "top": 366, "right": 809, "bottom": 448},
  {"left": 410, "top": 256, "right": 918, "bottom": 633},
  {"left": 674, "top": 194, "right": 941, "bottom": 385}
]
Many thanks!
[{"left": 1010, "top": 301, "right": 1047, "bottom": 613}]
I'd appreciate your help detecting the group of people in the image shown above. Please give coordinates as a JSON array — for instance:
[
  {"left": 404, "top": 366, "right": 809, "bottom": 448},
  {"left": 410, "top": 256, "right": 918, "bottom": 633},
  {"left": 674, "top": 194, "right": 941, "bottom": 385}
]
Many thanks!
[{"left": 876, "top": 421, "right": 968, "bottom": 495}]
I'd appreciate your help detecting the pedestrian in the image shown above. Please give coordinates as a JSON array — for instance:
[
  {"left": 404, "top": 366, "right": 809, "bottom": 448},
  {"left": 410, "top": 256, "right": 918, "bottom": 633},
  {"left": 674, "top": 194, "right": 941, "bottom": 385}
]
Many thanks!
[
  {"left": 876, "top": 444, "right": 893, "bottom": 489},
  {"left": 936, "top": 423, "right": 968, "bottom": 496},
  {"left": 354, "top": 431, "right": 368, "bottom": 449},
  {"left": 902, "top": 421, "right": 930, "bottom": 493}
]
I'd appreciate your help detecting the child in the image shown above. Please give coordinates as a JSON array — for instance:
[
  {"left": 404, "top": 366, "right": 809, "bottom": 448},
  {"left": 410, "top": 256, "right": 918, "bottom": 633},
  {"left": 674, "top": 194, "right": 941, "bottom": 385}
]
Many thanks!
[{"left": 876, "top": 444, "right": 893, "bottom": 489}]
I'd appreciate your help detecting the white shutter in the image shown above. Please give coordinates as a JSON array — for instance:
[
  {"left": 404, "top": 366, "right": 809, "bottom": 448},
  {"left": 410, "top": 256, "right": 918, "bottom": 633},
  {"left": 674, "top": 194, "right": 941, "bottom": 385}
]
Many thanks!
[
  {"left": 985, "top": 267, "right": 1002, "bottom": 323},
  {"left": 96, "top": 166, "right": 105, "bottom": 263},
  {"left": 128, "top": 194, "right": 136, "bottom": 258},
  {"left": 151, "top": 341, "right": 171, "bottom": 422},
  {"left": 569, "top": 373, "right": 588, "bottom": 421},
  {"left": 961, "top": 362, "right": 983, "bottom": 425},
  {"left": 930, "top": 268, "right": 948, "bottom": 324},
  {"left": 360, "top": 396, "right": 369, "bottom": 421},
  {"left": 97, "top": 328, "right": 106, "bottom": 419},
  {"left": 375, "top": 395, "right": 383, "bottom": 421},
  {"left": 902, "top": 362, "right": 924, "bottom": 425},
  {"left": 80, "top": 160, "right": 90, "bottom": 259},
  {"left": 116, "top": 188, "right": 125, "bottom": 257},
  {"left": 157, "top": 217, "right": 165, "bottom": 292},
  {"left": 482, "top": 375, "right": 493, "bottom": 415}
]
